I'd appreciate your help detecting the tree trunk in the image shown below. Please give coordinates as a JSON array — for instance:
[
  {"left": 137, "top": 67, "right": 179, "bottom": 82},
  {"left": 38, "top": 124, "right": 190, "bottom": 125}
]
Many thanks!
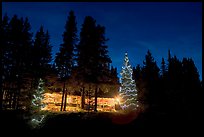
[
  {"left": 12, "top": 90, "right": 17, "bottom": 109},
  {"left": 0, "top": 89, "right": 3, "bottom": 111},
  {"left": 14, "top": 80, "right": 21, "bottom": 110},
  {"left": 0, "top": 79, "right": 2, "bottom": 110},
  {"left": 9, "top": 92, "right": 12, "bottom": 109},
  {"left": 4, "top": 90, "right": 9, "bottom": 109},
  {"left": 60, "top": 81, "right": 66, "bottom": 111},
  {"left": 81, "top": 87, "right": 85, "bottom": 109},
  {"left": 0, "top": 55, "right": 3, "bottom": 111},
  {"left": 63, "top": 90, "right": 67, "bottom": 111},
  {"left": 94, "top": 86, "right": 98, "bottom": 112},
  {"left": 88, "top": 86, "right": 91, "bottom": 112},
  {"left": 16, "top": 88, "right": 20, "bottom": 110}
]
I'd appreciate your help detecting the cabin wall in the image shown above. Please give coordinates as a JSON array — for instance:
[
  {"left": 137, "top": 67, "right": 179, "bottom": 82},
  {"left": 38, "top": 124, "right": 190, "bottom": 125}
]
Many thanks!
[{"left": 42, "top": 92, "right": 117, "bottom": 112}]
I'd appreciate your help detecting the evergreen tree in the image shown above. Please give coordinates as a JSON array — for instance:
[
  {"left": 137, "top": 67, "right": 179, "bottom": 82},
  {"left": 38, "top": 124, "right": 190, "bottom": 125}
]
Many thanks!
[
  {"left": 30, "top": 78, "right": 46, "bottom": 128},
  {"left": 76, "top": 16, "right": 93, "bottom": 111},
  {"left": 1, "top": 14, "right": 10, "bottom": 110},
  {"left": 161, "top": 57, "right": 167, "bottom": 78},
  {"left": 108, "top": 66, "right": 119, "bottom": 97},
  {"left": 55, "top": 10, "right": 77, "bottom": 78},
  {"left": 22, "top": 17, "right": 33, "bottom": 70},
  {"left": 119, "top": 52, "right": 138, "bottom": 111},
  {"left": 168, "top": 55, "right": 183, "bottom": 90},
  {"left": 166, "top": 51, "right": 185, "bottom": 113},
  {"left": 158, "top": 57, "right": 169, "bottom": 111},
  {"left": 133, "top": 64, "right": 141, "bottom": 81},
  {"left": 182, "top": 58, "right": 200, "bottom": 89},
  {"left": 181, "top": 58, "right": 201, "bottom": 114},
  {"left": 110, "top": 66, "right": 119, "bottom": 84},
  {"left": 143, "top": 50, "right": 160, "bottom": 81},
  {"left": 76, "top": 16, "right": 112, "bottom": 111},
  {"left": 54, "top": 10, "right": 78, "bottom": 111},
  {"left": 96, "top": 25, "right": 112, "bottom": 77},
  {"left": 1, "top": 14, "right": 10, "bottom": 76},
  {"left": 94, "top": 25, "right": 112, "bottom": 112},
  {"left": 33, "top": 26, "right": 52, "bottom": 78},
  {"left": 17, "top": 17, "right": 33, "bottom": 110},
  {"left": 142, "top": 50, "right": 160, "bottom": 111},
  {"left": 31, "top": 78, "right": 45, "bottom": 112},
  {"left": 77, "top": 16, "right": 97, "bottom": 83},
  {"left": 133, "top": 64, "right": 145, "bottom": 111},
  {"left": 2, "top": 15, "right": 33, "bottom": 110}
]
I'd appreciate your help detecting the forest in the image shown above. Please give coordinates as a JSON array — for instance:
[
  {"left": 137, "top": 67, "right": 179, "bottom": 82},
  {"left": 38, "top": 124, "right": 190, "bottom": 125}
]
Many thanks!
[
  {"left": 1, "top": 10, "right": 203, "bottom": 134},
  {"left": 1, "top": 11, "right": 119, "bottom": 112}
]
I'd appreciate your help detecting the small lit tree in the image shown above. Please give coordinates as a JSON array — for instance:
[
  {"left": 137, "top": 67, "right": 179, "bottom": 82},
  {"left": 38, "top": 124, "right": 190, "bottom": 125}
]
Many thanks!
[
  {"left": 119, "top": 52, "right": 138, "bottom": 111},
  {"left": 30, "top": 78, "right": 46, "bottom": 128}
]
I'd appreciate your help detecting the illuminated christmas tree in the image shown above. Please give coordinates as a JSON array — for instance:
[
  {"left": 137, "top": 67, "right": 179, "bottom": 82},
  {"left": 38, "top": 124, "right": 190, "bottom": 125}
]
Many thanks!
[
  {"left": 30, "top": 78, "right": 46, "bottom": 128},
  {"left": 119, "top": 52, "right": 138, "bottom": 111}
]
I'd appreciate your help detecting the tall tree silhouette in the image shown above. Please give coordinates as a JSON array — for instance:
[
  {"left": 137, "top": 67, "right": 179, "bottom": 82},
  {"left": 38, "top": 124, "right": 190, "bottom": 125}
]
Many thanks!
[
  {"left": 110, "top": 66, "right": 118, "bottom": 83},
  {"left": 16, "top": 17, "right": 33, "bottom": 110},
  {"left": 142, "top": 50, "right": 160, "bottom": 111},
  {"left": 164, "top": 50, "right": 202, "bottom": 123},
  {"left": 1, "top": 15, "right": 33, "bottom": 110},
  {"left": 22, "top": 17, "right": 33, "bottom": 71},
  {"left": 94, "top": 24, "right": 112, "bottom": 111},
  {"left": 181, "top": 57, "right": 201, "bottom": 117},
  {"left": 133, "top": 64, "right": 141, "bottom": 81},
  {"left": 133, "top": 64, "right": 145, "bottom": 111},
  {"left": 182, "top": 58, "right": 200, "bottom": 90},
  {"left": 54, "top": 10, "right": 78, "bottom": 111},
  {"left": 165, "top": 50, "right": 186, "bottom": 114},
  {"left": 159, "top": 57, "right": 169, "bottom": 111},
  {"left": 168, "top": 55, "right": 183, "bottom": 89},
  {"left": 160, "top": 57, "right": 167, "bottom": 79},
  {"left": 1, "top": 14, "right": 10, "bottom": 110},
  {"left": 76, "top": 16, "right": 112, "bottom": 111},
  {"left": 77, "top": 16, "right": 97, "bottom": 82},
  {"left": 32, "top": 26, "right": 52, "bottom": 79},
  {"left": 77, "top": 16, "right": 97, "bottom": 110},
  {"left": 108, "top": 66, "right": 119, "bottom": 99}
]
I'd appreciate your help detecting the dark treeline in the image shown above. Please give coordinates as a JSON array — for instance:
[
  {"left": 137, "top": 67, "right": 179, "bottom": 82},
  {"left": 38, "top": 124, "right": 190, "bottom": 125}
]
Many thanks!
[
  {"left": 133, "top": 49, "right": 202, "bottom": 121},
  {"left": 1, "top": 11, "right": 119, "bottom": 112},
  {"left": 1, "top": 10, "right": 202, "bottom": 117},
  {"left": 1, "top": 13, "right": 53, "bottom": 111}
]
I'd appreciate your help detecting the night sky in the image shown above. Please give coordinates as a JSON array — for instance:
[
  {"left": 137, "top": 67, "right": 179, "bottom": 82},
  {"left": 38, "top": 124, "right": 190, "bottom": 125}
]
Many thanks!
[{"left": 2, "top": 2, "right": 202, "bottom": 80}]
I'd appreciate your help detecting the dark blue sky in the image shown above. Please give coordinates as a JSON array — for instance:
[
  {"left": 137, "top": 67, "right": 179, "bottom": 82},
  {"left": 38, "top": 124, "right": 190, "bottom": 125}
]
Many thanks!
[{"left": 2, "top": 2, "right": 202, "bottom": 80}]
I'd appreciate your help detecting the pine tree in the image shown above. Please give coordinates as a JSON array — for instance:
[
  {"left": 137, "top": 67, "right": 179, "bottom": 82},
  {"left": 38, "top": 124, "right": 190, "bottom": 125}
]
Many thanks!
[
  {"left": 161, "top": 57, "right": 167, "bottom": 78},
  {"left": 22, "top": 17, "right": 33, "bottom": 71},
  {"left": 119, "top": 52, "right": 138, "bottom": 111},
  {"left": 77, "top": 16, "right": 112, "bottom": 111},
  {"left": 132, "top": 64, "right": 146, "bottom": 111},
  {"left": 55, "top": 10, "right": 77, "bottom": 78},
  {"left": 142, "top": 50, "right": 160, "bottom": 111},
  {"left": 30, "top": 78, "right": 46, "bottom": 128},
  {"left": 33, "top": 26, "right": 52, "bottom": 78},
  {"left": 1, "top": 14, "right": 10, "bottom": 110},
  {"left": 110, "top": 66, "right": 119, "bottom": 84},
  {"left": 55, "top": 10, "right": 78, "bottom": 111},
  {"left": 181, "top": 58, "right": 201, "bottom": 113},
  {"left": 133, "top": 64, "right": 141, "bottom": 81},
  {"left": 77, "top": 16, "right": 97, "bottom": 83},
  {"left": 2, "top": 15, "right": 33, "bottom": 110}
]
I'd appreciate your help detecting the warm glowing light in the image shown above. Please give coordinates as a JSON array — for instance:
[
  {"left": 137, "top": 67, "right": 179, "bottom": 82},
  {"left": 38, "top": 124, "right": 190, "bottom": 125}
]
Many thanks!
[
  {"left": 115, "top": 96, "right": 121, "bottom": 104},
  {"left": 42, "top": 92, "right": 118, "bottom": 112}
]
